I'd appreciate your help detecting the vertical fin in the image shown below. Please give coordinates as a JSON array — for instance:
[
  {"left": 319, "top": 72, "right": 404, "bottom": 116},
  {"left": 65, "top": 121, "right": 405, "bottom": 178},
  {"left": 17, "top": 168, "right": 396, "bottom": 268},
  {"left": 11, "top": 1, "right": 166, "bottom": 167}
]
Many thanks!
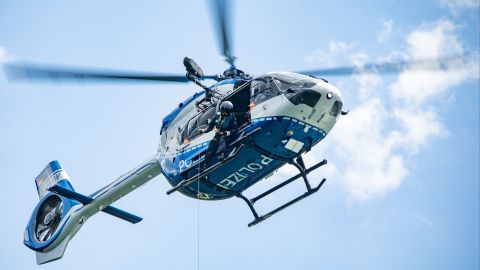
[{"left": 35, "top": 160, "right": 73, "bottom": 199}]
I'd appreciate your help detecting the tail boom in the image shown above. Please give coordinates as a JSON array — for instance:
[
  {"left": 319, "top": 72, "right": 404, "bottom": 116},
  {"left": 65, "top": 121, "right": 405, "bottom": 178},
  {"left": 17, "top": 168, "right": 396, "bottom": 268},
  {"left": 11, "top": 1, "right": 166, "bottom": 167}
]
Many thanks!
[{"left": 24, "top": 156, "right": 162, "bottom": 264}]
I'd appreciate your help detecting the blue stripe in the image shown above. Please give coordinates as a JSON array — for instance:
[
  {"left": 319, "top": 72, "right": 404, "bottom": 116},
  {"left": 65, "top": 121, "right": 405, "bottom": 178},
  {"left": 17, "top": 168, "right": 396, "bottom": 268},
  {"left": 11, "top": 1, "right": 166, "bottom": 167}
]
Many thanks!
[{"left": 48, "top": 160, "right": 62, "bottom": 172}]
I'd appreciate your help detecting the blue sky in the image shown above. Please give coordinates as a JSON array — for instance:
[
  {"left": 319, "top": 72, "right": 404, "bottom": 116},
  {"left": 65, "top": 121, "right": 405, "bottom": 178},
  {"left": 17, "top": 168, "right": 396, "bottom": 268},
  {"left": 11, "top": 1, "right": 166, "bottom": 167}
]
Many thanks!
[{"left": 0, "top": 0, "right": 479, "bottom": 269}]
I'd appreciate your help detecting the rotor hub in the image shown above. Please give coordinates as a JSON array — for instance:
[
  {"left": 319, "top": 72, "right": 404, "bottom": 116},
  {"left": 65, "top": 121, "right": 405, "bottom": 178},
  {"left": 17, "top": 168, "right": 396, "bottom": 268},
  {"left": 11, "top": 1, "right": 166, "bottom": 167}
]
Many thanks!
[
  {"left": 44, "top": 212, "right": 54, "bottom": 225},
  {"left": 221, "top": 68, "right": 250, "bottom": 80}
]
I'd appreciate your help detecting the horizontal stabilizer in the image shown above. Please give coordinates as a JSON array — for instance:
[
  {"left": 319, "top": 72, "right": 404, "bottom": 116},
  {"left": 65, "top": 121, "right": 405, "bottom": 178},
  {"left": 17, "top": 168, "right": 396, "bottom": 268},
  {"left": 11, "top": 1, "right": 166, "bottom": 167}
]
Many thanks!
[
  {"left": 49, "top": 185, "right": 92, "bottom": 204},
  {"left": 48, "top": 185, "right": 142, "bottom": 224},
  {"left": 102, "top": 206, "right": 143, "bottom": 224}
]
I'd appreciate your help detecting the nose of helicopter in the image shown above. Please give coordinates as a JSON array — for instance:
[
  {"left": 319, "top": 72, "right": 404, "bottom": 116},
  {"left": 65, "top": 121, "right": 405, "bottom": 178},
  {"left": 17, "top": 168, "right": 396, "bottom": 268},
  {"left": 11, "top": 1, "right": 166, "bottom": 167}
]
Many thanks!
[
  {"left": 284, "top": 77, "right": 343, "bottom": 110},
  {"left": 253, "top": 72, "right": 344, "bottom": 127},
  {"left": 274, "top": 72, "right": 343, "bottom": 107},
  {"left": 309, "top": 76, "right": 342, "bottom": 99},
  {"left": 281, "top": 76, "right": 344, "bottom": 127},
  {"left": 311, "top": 80, "right": 344, "bottom": 124}
]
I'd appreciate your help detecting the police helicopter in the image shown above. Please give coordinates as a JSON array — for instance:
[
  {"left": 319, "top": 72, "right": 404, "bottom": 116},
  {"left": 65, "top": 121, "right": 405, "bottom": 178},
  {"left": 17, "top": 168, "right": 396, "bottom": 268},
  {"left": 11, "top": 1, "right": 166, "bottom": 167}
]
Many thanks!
[{"left": 3, "top": 0, "right": 460, "bottom": 265}]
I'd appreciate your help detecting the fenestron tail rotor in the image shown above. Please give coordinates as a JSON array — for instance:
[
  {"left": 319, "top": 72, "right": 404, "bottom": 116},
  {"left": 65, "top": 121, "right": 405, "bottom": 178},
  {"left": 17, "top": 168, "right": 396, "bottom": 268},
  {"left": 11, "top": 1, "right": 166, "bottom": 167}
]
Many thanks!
[{"left": 35, "top": 196, "right": 63, "bottom": 243}]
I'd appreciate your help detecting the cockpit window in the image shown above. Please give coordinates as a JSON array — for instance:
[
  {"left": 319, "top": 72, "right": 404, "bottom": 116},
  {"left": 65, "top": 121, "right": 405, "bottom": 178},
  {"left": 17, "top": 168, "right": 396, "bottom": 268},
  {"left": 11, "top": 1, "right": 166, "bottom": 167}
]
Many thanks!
[
  {"left": 287, "top": 90, "right": 321, "bottom": 107},
  {"left": 271, "top": 74, "right": 316, "bottom": 91},
  {"left": 250, "top": 74, "right": 318, "bottom": 106},
  {"left": 251, "top": 76, "right": 280, "bottom": 104},
  {"left": 329, "top": 100, "right": 343, "bottom": 117}
]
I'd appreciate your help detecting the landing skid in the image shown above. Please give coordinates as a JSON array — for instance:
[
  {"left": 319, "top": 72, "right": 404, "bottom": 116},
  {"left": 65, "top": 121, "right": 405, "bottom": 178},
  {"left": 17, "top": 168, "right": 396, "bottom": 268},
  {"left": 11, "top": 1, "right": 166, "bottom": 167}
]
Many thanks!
[
  {"left": 166, "top": 128, "right": 328, "bottom": 227},
  {"left": 244, "top": 143, "right": 327, "bottom": 226}
]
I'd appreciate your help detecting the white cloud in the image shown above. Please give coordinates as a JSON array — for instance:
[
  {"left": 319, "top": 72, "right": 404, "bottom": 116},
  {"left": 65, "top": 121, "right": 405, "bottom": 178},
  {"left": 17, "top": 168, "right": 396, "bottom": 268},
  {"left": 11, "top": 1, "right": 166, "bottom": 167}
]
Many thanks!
[
  {"left": 329, "top": 40, "right": 355, "bottom": 54},
  {"left": 391, "top": 20, "right": 478, "bottom": 104},
  {"left": 393, "top": 107, "right": 448, "bottom": 153},
  {"left": 349, "top": 52, "right": 383, "bottom": 100},
  {"left": 304, "top": 40, "right": 356, "bottom": 66},
  {"left": 406, "top": 21, "right": 462, "bottom": 59},
  {"left": 304, "top": 20, "right": 477, "bottom": 200},
  {"left": 437, "top": 0, "right": 480, "bottom": 12},
  {"left": 0, "top": 47, "right": 11, "bottom": 81},
  {"left": 0, "top": 47, "right": 7, "bottom": 63},
  {"left": 327, "top": 99, "right": 408, "bottom": 200},
  {"left": 0, "top": 46, "right": 15, "bottom": 64},
  {"left": 377, "top": 20, "right": 394, "bottom": 43},
  {"left": 414, "top": 213, "right": 435, "bottom": 228}
]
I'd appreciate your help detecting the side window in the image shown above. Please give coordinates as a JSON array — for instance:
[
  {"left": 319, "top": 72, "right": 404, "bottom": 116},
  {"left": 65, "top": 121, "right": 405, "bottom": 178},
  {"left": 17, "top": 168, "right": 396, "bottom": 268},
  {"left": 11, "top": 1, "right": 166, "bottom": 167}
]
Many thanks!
[
  {"left": 329, "top": 100, "right": 343, "bottom": 117},
  {"left": 160, "top": 130, "right": 167, "bottom": 145},
  {"left": 177, "top": 126, "right": 187, "bottom": 144},
  {"left": 187, "top": 115, "right": 199, "bottom": 136},
  {"left": 178, "top": 107, "right": 217, "bottom": 144},
  {"left": 197, "top": 107, "right": 216, "bottom": 130}
]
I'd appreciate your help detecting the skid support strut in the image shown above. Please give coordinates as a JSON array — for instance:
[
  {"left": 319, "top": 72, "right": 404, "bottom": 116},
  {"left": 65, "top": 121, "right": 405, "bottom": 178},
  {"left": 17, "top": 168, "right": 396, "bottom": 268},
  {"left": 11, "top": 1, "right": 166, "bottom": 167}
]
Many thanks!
[
  {"left": 201, "top": 153, "right": 327, "bottom": 227},
  {"left": 197, "top": 147, "right": 327, "bottom": 227},
  {"left": 244, "top": 145, "right": 327, "bottom": 226}
]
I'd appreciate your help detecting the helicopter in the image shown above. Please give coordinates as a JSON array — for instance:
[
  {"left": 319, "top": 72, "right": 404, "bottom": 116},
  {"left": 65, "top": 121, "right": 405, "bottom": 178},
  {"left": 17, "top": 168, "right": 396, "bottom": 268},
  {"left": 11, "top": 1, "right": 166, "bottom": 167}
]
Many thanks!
[{"left": 3, "top": 0, "right": 460, "bottom": 265}]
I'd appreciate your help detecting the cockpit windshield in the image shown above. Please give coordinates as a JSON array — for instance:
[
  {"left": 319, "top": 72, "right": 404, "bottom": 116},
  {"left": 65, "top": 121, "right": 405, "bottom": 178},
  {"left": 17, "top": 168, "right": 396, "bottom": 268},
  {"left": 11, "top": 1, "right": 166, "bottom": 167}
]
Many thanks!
[
  {"left": 271, "top": 73, "right": 316, "bottom": 92},
  {"left": 251, "top": 73, "right": 317, "bottom": 105}
]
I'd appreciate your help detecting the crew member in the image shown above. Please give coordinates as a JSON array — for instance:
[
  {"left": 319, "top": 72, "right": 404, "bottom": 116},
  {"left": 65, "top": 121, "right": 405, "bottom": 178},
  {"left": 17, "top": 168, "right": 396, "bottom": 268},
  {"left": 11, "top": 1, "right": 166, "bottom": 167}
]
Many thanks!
[{"left": 199, "top": 101, "right": 237, "bottom": 170}]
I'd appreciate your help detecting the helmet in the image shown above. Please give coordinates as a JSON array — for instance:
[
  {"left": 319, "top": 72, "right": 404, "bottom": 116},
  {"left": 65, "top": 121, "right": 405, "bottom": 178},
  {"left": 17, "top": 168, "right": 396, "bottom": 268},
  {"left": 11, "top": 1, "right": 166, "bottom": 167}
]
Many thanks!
[{"left": 220, "top": 101, "right": 234, "bottom": 113}]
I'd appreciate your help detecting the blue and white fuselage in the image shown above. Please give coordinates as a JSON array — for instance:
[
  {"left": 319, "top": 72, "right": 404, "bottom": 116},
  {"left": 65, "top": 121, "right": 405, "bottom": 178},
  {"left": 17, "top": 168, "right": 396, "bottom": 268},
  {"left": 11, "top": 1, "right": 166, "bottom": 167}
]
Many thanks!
[{"left": 158, "top": 72, "right": 343, "bottom": 200}]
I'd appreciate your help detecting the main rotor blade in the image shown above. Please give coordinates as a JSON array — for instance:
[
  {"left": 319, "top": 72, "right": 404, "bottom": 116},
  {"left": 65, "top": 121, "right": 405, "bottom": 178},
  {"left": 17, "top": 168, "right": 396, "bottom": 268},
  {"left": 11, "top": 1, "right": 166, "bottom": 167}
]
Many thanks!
[
  {"left": 296, "top": 56, "right": 466, "bottom": 77},
  {"left": 3, "top": 63, "right": 190, "bottom": 83},
  {"left": 211, "top": 0, "right": 236, "bottom": 68}
]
